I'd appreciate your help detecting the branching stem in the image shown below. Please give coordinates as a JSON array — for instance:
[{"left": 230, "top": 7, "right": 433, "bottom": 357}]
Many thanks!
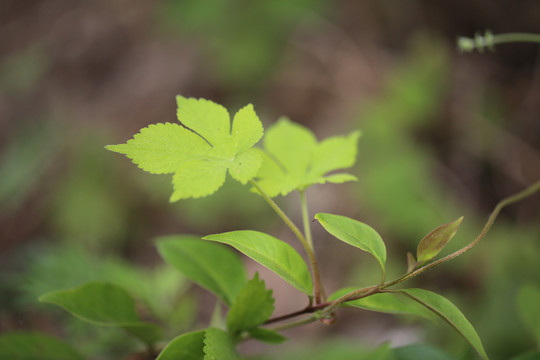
[
  {"left": 263, "top": 180, "right": 540, "bottom": 330},
  {"left": 382, "top": 179, "right": 540, "bottom": 288},
  {"left": 250, "top": 180, "right": 323, "bottom": 304}
]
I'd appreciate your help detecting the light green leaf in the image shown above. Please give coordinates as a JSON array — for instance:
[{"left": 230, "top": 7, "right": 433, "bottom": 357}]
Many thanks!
[
  {"left": 203, "top": 230, "right": 313, "bottom": 295},
  {"left": 310, "top": 131, "right": 361, "bottom": 176},
  {"left": 228, "top": 148, "right": 262, "bottom": 184},
  {"left": 398, "top": 288, "right": 489, "bottom": 360},
  {"left": 327, "top": 288, "right": 434, "bottom": 321},
  {"left": 317, "top": 173, "right": 358, "bottom": 184},
  {"left": 0, "top": 332, "right": 84, "bottom": 360},
  {"left": 39, "top": 282, "right": 163, "bottom": 346},
  {"left": 517, "top": 284, "right": 540, "bottom": 344},
  {"left": 105, "top": 123, "right": 211, "bottom": 174},
  {"left": 107, "top": 97, "right": 264, "bottom": 201},
  {"left": 176, "top": 97, "right": 232, "bottom": 155},
  {"left": 247, "top": 327, "right": 287, "bottom": 344},
  {"left": 227, "top": 273, "right": 274, "bottom": 334},
  {"left": 156, "top": 330, "right": 205, "bottom": 360},
  {"left": 171, "top": 159, "right": 227, "bottom": 201},
  {"left": 416, "top": 217, "right": 463, "bottom": 264},
  {"left": 231, "top": 104, "right": 264, "bottom": 153},
  {"left": 156, "top": 235, "right": 246, "bottom": 306},
  {"left": 254, "top": 118, "right": 360, "bottom": 197},
  {"left": 315, "top": 213, "right": 386, "bottom": 278},
  {"left": 203, "top": 328, "right": 240, "bottom": 360}
]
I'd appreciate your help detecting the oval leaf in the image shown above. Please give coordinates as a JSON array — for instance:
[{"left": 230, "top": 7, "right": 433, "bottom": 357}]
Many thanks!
[
  {"left": 156, "top": 330, "right": 205, "bottom": 360},
  {"left": 327, "top": 288, "right": 434, "bottom": 321},
  {"left": 247, "top": 328, "right": 287, "bottom": 344},
  {"left": 39, "top": 282, "right": 163, "bottom": 346},
  {"left": 0, "top": 332, "right": 84, "bottom": 360},
  {"left": 416, "top": 217, "right": 463, "bottom": 264},
  {"left": 204, "top": 327, "right": 240, "bottom": 360},
  {"left": 203, "top": 230, "right": 313, "bottom": 295},
  {"left": 156, "top": 235, "right": 246, "bottom": 306},
  {"left": 315, "top": 213, "right": 386, "bottom": 277},
  {"left": 397, "top": 288, "right": 488, "bottom": 360}
]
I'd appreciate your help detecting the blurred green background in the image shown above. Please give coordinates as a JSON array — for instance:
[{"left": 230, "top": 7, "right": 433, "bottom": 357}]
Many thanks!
[{"left": 0, "top": 1, "right": 539, "bottom": 359}]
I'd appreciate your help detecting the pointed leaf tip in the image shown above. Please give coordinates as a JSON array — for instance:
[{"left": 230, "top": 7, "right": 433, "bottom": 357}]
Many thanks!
[
  {"left": 417, "top": 217, "right": 463, "bottom": 265},
  {"left": 398, "top": 288, "right": 489, "bottom": 360},
  {"left": 203, "top": 230, "right": 313, "bottom": 295},
  {"left": 108, "top": 97, "right": 264, "bottom": 200},
  {"left": 315, "top": 213, "right": 386, "bottom": 278}
]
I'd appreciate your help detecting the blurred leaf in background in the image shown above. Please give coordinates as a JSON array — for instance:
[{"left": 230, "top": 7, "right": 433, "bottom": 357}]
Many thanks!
[
  {"left": 0, "top": 45, "right": 48, "bottom": 95},
  {"left": 49, "top": 131, "right": 131, "bottom": 251},
  {"left": 155, "top": 0, "right": 328, "bottom": 87},
  {"left": 0, "top": 121, "right": 59, "bottom": 214}
]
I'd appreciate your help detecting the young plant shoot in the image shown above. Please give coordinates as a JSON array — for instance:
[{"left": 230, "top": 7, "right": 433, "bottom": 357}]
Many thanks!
[{"left": 33, "top": 96, "right": 539, "bottom": 359}]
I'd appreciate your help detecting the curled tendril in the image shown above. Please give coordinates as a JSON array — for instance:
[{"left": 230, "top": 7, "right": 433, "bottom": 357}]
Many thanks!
[
  {"left": 457, "top": 31, "right": 495, "bottom": 53},
  {"left": 458, "top": 31, "right": 540, "bottom": 53}
]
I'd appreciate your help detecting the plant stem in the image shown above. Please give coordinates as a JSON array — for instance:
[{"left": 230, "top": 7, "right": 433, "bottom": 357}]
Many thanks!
[
  {"left": 250, "top": 179, "right": 323, "bottom": 304},
  {"left": 262, "top": 180, "right": 540, "bottom": 327},
  {"left": 269, "top": 315, "right": 318, "bottom": 332},
  {"left": 300, "top": 190, "right": 326, "bottom": 301},
  {"left": 458, "top": 32, "right": 540, "bottom": 52},
  {"left": 321, "top": 286, "right": 380, "bottom": 315},
  {"left": 490, "top": 32, "right": 540, "bottom": 45},
  {"left": 300, "top": 190, "right": 314, "bottom": 249},
  {"left": 382, "top": 179, "right": 540, "bottom": 288}
]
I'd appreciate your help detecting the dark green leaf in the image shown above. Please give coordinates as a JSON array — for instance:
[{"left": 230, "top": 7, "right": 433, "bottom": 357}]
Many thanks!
[
  {"left": 327, "top": 288, "right": 434, "bottom": 321},
  {"left": 227, "top": 273, "right": 274, "bottom": 334},
  {"left": 39, "top": 282, "right": 163, "bottom": 346},
  {"left": 156, "top": 330, "right": 205, "bottom": 360},
  {"left": 203, "top": 328, "right": 240, "bottom": 360},
  {"left": 247, "top": 328, "right": 287, "bottom": 344},
  {"left": 517, "top": 284, "right": 540, "bottom": 344},
  {"left": 203, "top": 230, "right": 313, "bottom": 295},
  {"left": 156, "top": 235, "right": 246, "bottom": 306},
  {"left": 0, "top": 332, "right": 84, "bottom": 360},
  {"left": 315, "top": 213, "right": 386, "bottom": 278},
  {"left": 416, "top": 217, "right": 463, "bottom": 264},
  {"left": 397, "top": 288, "right": 488, "bottom": 360}
]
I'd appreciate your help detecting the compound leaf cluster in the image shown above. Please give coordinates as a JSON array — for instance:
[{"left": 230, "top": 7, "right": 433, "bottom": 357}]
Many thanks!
[
  {"left": 254, "top": 118, "right": 360, "bottom": 197},
  {"left": 106, "top": 97, "right": 263, "bottom": 201}
]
